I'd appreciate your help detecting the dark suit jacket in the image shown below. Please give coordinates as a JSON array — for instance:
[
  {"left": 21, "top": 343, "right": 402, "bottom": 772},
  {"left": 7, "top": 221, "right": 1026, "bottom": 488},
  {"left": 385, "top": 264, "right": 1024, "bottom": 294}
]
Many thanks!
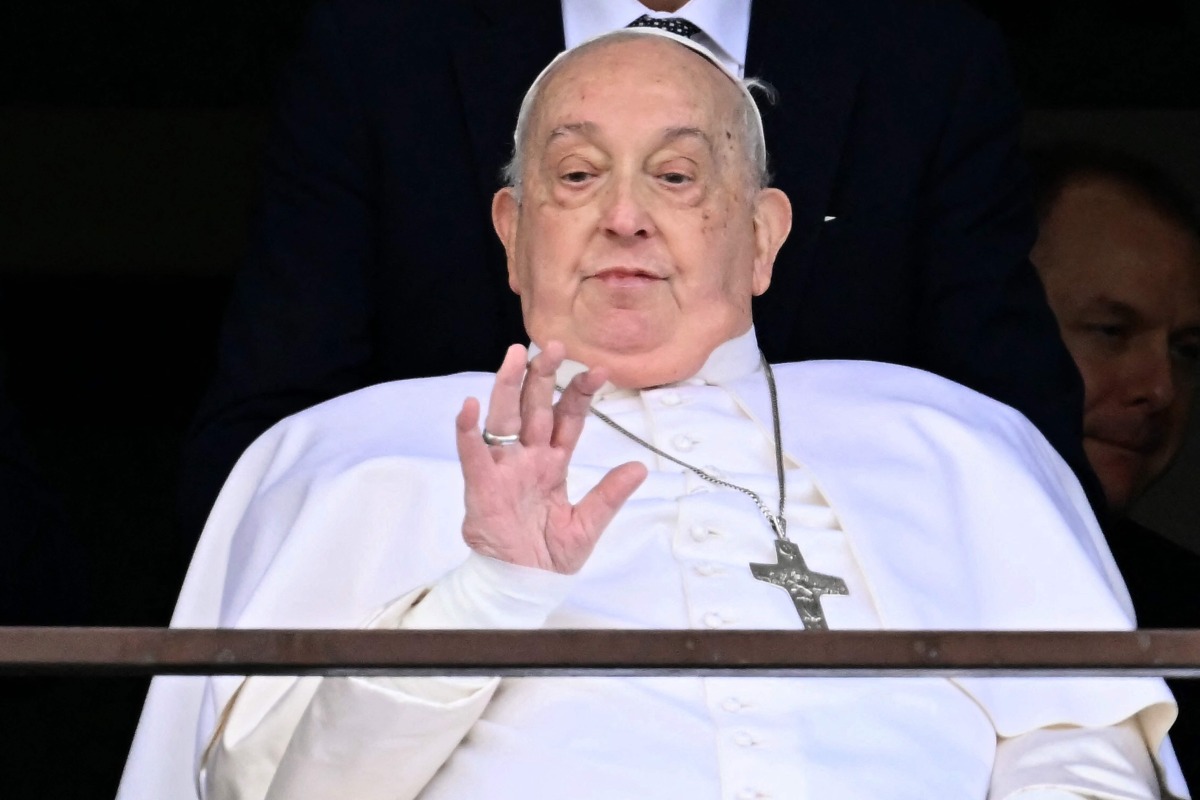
[
  {"left": 179, "top": 0, "right": 1096, "bottom": 540},
  {"left": 0, "top": 364, "right": 88, "bottom": 626}
]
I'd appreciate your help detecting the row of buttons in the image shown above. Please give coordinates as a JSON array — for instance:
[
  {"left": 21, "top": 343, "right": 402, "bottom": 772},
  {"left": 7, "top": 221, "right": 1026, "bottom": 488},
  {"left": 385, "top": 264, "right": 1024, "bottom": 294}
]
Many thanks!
[
  {"left": 732, "top": 728, "right": 768, "bottom": 799},
  {"left": 717, "top": 691, "right": 769, "bottom": 799},
  {"left": 652, "top": 397, "right": 773, "bottom": 800},
  {"left": 655, "top": 387, "right": 771, "bottom": 800},
  {"left": 688, "top": 518, "right": 727, "bottom": 630}
]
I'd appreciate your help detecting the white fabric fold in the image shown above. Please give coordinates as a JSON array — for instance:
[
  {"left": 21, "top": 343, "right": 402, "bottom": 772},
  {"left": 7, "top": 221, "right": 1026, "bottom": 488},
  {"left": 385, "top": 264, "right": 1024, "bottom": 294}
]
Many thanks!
[
  {"left": 992, "top": 718, "right": 1161, "bottom": 800},
  {"left": 118, "top": 358, "right": 1187, "bottom": 799}
]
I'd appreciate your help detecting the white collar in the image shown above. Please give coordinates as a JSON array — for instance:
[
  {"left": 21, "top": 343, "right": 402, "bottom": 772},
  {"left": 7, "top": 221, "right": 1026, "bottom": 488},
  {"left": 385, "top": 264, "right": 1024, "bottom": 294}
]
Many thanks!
[
  {"left": 560, "top": 0, "right": 750, "bottom": 77},
  {"left": 533, "top": 325, "right": 763, "bottom": 400}
]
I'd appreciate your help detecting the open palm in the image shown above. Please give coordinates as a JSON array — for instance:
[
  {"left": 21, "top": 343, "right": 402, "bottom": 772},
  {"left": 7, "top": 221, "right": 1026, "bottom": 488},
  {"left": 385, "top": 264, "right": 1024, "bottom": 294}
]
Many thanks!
[{"left": 455, "top": 342, "right": 647, "bottom": 574}]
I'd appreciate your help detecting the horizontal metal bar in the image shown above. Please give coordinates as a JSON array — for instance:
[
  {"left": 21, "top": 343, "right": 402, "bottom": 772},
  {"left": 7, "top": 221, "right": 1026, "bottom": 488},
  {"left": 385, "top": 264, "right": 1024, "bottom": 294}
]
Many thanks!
[{"left": 3, "top": 627, "right": 1200, "bottom": 677}]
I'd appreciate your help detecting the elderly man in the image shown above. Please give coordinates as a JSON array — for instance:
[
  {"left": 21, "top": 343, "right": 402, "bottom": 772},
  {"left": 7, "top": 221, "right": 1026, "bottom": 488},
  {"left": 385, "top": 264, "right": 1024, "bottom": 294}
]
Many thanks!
[
  {"left": 1028, "top": 142, "right": 1200, "bottom": 787},
  {"left": 178, "top": 0, "right": 1102, "bottom": 547},
  {"left": 120, "top": 30, "right": 1183, "bottom": 799}
]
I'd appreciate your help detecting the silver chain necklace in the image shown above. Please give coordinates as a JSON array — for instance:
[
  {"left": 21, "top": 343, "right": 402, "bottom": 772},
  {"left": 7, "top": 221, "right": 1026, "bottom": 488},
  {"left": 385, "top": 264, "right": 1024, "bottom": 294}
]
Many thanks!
[{"left": 561, "top": 353, "right": 849, "bottom": 630}]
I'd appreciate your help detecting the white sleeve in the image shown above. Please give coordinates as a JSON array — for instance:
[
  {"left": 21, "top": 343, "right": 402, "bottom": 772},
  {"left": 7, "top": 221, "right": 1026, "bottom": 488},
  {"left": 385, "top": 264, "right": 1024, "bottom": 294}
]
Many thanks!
[
  {"left": 200, "top": 553, "right": 574, "bottom": 800},
  {"left": 991, "top": 715, "right": 1172, "bottom": 800}
]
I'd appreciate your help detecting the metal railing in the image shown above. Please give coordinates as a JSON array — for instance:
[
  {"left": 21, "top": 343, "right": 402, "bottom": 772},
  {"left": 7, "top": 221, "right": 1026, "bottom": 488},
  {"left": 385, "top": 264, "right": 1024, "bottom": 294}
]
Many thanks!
[{"left": 3, "top": 628, "right": 1200, "bottom": 678}]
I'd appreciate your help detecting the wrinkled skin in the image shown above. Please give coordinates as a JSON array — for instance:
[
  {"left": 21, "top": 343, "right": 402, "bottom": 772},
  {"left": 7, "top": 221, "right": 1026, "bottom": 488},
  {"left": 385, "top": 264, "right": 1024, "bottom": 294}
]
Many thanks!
[{"left": 458, "top": 36, "right": 791, "bottom": 572}]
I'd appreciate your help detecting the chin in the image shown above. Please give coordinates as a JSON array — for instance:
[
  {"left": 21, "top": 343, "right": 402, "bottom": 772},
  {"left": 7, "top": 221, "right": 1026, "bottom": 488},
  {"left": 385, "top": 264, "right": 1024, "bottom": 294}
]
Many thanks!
[
  {"left": 1086, "top": 441, "right": 1141, "bottom": 502},
  {"left": 1093, "top": 464, "right": 1139, "bottom": 513},
  {"left": 569, "top": 323, "right": 671, "bottom": 361},
  {"left": 1103, "top": 486, "right": 1135, "bottom": 515}
]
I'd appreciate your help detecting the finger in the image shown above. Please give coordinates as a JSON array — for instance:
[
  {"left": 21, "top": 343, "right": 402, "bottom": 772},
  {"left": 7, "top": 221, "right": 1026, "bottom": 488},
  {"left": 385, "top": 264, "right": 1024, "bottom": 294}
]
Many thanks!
[
  {"left": 551, "top": 366, "right": 607, "bottom": 450},
  {"left": 483, "top": 344, "right": 527, "bottom": 442},
  {"left": 519, "top": 341, "right": 565, "bottom": 446},
  {"left": 570, "top": 461, "right": 648, "bottom": 549},
  {"left": 455, "top": 396, "right": 496, "bottom": 480}
]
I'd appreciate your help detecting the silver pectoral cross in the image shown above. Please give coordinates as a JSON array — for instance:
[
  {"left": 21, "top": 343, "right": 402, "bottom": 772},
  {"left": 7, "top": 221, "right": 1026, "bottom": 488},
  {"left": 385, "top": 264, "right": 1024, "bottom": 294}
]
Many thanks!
[{"left": 750, "top": 539, "right": 848, "bottom": 630}]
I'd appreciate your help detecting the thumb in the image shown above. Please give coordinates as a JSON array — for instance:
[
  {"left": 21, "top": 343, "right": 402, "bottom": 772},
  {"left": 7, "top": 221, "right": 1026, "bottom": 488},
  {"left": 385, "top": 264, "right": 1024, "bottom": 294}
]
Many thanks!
[{"left": 571, "top": 461, "right": 648, "bottom": 546}]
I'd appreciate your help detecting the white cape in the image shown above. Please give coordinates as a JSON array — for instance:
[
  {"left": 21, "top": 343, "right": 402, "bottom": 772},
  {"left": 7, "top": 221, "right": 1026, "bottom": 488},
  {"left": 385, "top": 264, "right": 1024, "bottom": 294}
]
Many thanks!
[{"left": 116, "top": 360, "right": 1187, "bottom": 798}]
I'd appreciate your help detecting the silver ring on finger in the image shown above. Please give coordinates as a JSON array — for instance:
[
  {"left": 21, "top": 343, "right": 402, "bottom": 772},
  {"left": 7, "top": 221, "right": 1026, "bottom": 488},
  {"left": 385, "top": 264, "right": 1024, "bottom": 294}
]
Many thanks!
[{"left": 481, "top": 429, "right": 521, "bottom": 447}]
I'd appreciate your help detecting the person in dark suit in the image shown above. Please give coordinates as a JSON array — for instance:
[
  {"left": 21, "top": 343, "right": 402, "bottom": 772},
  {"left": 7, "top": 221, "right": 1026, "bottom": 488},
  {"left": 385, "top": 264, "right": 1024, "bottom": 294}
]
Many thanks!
[
  {"left": 0, "top": 355, "right": 95, "bottom": 797},
  {"left": 0, "top": 358, "right": 87, "bottom": 626},
  {"left": 1028, "top": 141, "right": 1200, "bottom": 784},
  {"left": 178, "top": 0, "right": 1096, "bottom": 543}
]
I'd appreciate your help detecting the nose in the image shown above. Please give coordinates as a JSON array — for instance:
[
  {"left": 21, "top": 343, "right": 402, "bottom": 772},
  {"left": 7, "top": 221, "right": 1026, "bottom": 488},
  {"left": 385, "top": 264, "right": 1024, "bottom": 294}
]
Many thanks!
[
  {"left": 600, "top": 174, "right": 655, "bottom": 240},
  {"left": 1125, "top": 346, "right": 1176, "bottom": 413}
]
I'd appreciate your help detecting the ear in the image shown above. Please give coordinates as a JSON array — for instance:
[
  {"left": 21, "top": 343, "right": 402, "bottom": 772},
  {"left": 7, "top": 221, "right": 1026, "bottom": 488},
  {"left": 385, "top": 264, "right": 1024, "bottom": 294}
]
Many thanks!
[
  {"left": 749, "top": 187, "right": 792, "bottom": 296},
  {"left": 492, "top": 187, "right": 522, "bottom": 293}
]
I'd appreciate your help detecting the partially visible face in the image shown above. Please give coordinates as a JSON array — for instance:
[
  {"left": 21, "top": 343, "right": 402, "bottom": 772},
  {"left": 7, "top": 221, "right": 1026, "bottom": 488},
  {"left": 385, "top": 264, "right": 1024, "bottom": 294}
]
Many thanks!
[
  {"left": 1032, "top": 177, "right": 1200, "bottom": 511},
  {"left": 492, "top": 36, "right": 790, "bottom": 388}
]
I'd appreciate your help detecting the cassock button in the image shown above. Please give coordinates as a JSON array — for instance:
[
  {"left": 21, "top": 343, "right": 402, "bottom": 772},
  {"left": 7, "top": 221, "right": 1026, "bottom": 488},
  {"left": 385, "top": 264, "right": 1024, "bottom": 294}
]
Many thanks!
[
  {"left": 690, "top": 525, "right": 710, "bottom": 542},
  {"left": 659, "top": 391, "right": 682, "bottom": 406},
  {"left": 735, "top": 789, "right": 763, "bottom": 800},
  {"left": 672, "top": 433, "right": 696, "bottom": 451},
  {"left": 694, "top": 563, "right": 718, "bottom": 576},
  {"left": 732, "top": 730, "right": 756, "bottom": 747},
  {"left": 720, "top": 697, "right": 744, "bottom": 712},
  {"left": 702, "top": 612, "right": 725, "bottom": 628}
]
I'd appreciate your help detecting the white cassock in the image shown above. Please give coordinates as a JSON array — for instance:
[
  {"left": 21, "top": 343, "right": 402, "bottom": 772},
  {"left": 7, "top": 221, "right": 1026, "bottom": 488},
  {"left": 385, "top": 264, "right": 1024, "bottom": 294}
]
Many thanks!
[{"left": 117, "top": 330, "right": 1188, "bottom": 800}]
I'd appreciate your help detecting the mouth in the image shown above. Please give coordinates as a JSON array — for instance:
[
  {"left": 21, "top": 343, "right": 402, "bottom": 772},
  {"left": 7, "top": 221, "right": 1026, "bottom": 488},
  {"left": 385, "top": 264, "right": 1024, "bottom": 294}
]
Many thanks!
[
  {"left": 1084, "top": 415, "right": 1168, "bottom": 457},
  {"left": 1085, "top": 433, "right": 1161, "bottom": 457},
  {"left": 589, "top": 267, "right": 665, "bottom": 288}
]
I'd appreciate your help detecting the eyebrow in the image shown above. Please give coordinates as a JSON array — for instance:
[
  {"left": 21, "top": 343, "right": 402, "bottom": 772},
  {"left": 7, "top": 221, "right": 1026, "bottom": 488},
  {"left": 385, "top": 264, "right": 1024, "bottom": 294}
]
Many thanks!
[
  {"left": 662, "top": 126, "right": 713, "bottom": 150},
  {"left": 547, "top": 122, "right": 597, "bottom": 142},
  {"left": 1085, "top": 297, "right": 1141, "bottom": 321},
  {"left": 1085, "top": 297, "right": 1200, "bottom": 336},
  {"left": 545, "top": 123, "right": 714, "bottom": 153}
]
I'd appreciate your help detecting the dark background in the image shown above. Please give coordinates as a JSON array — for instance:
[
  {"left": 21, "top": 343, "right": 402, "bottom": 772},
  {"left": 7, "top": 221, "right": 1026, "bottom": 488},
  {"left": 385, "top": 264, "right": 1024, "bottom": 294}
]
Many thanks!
[{"left": 0, "top": 1, "right": 1197, "bottom": 797}]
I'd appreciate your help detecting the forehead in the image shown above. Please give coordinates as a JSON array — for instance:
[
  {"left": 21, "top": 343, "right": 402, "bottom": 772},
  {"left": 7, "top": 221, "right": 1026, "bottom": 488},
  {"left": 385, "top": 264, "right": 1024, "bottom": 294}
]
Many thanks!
[
  {"left": 1040, "top": 177, "right": 1200, "bottom": 310},
  {"left": 534, "top": 38, "right": 739, "bottom": 133}
]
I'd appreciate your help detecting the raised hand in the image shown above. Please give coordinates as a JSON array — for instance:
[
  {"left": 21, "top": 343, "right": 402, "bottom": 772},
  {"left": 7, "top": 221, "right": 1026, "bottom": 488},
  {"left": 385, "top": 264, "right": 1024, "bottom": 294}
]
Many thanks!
[{"left": 454, "top": 341, "right": 648, "bottom": 574}]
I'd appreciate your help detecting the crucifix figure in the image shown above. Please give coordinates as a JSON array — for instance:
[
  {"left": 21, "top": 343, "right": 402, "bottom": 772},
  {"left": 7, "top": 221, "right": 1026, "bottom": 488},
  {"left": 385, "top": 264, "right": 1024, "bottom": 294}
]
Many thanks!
[{"left": 750, "top": 539, "right": 849, "bottom": 630}]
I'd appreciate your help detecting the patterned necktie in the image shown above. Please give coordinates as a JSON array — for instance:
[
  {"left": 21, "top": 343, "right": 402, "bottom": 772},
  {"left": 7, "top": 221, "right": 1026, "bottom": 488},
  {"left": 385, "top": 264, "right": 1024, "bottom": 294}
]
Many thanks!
[{"left": 627, "top": 14, "right": 703, "bottom": 39}]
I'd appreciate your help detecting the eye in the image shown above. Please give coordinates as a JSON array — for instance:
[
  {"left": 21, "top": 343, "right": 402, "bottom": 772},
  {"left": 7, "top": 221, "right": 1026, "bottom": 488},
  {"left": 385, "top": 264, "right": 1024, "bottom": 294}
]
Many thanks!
[
  {"left": 659, "top": 171, "right": 692, "bottom": 185},
  {"left": 1078, "top": 321, "right": 1133, "bottom": 355},
  {"left": 561, "top": 170, "right": 594, "bottom": 184},
  {"left": 1170, "top": 338, "right": 1200, "bottom": 371},
  {"left": 1087, "top": 322, "right": 1129, "bottom": 340}
]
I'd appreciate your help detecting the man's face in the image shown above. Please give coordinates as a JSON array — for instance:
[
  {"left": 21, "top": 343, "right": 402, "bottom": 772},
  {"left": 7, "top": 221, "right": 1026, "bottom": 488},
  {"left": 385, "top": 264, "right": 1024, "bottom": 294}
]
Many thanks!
[
  {"left": 492, "top": 37, "right": 790, "bottom": 388},
  {"left": 1032, "top": 177, "right": 1200, "bottom": 511}
]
